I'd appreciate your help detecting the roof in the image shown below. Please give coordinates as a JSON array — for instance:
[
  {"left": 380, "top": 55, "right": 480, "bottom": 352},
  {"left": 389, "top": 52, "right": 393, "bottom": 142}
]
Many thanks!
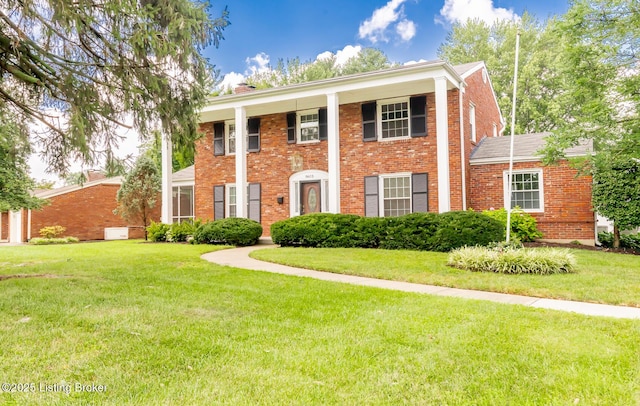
[
  {"left": 35, "top": 176, "right": 124, "bottom": 199},
  {"left": 172, "top": 165, "right": 194, "bottom": 182},
  {"left": 469, "top": 133, "right": 593, "bottom": 165},
  {"left": 452, "top": 61, "right": 484, "bottom": 77}
]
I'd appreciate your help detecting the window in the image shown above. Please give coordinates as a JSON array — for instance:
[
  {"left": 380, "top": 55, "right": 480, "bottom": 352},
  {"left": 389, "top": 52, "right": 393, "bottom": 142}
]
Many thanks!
[
  {"left": 227, "top": 185, "right": 237, "bottom": 217},
  {"left": 469, "top": 103, "right": 476, "bottom": 142},
  {"left": 226, "top": 121, "right": 236, "bottom": 154},
  {"left": 298, "top": 110, "right": 319, "bottom": 143},
  {"left": 381, "top": 174, "right": 412, "bottom": 217},
  {"left": 504, "top": 170, "right": 544, "bottom": 212},
  {"left": 171, "top": 185, "right": 194, "bottom": 223},
  {"left": 379, "top": 99, "right": 409, "bottom": 140}
]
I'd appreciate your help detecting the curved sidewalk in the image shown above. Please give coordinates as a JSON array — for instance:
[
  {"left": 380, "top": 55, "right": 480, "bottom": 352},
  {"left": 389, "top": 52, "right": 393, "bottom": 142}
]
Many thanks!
[{"left": 201, "top": 245, "right": 640, "bottom": 320}]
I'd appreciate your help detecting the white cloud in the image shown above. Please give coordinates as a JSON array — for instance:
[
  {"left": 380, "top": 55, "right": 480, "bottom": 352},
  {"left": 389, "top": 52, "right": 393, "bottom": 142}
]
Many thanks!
[
  {"left": 245, "top": 52, "right": 271, "bottom": 75},
  {"left": 316, "top": 51, "right": 334, "bottom": 61},
  {"left": 218, "top": 72, "right": 246, "bottom": 92},
  {"left": 439, "top": 0, "right": 519, "bottom": 25},
  {"left": 396, "top": 19, "right": 416, "bottom": 41},
  {"left": 334, "top": 45, "right": 363, "bottom": 66},
  {"left": 359, "top": 0, "right": 416, "bottom": 43},
  {"left": 403, "top": 59, "right": 427, "bottom": 65}
]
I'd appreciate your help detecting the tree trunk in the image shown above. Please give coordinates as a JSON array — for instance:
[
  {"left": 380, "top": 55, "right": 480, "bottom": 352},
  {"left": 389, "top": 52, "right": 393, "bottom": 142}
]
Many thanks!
[{"left": 613, "top": 223, "right": 621, "bottom": 249}]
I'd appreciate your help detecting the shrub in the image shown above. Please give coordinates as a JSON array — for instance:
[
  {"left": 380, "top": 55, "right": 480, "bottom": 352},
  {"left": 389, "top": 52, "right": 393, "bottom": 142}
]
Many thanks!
[
  {"left": 39, "top": 225, "right": 66, "bottom": 239},
  {"left": 147, "top": 221, "right": 170, "bottom": 242},
  {"left": 482, "top": 207, "right": 543, "bottom": 242},
  {"left": 193, "top": 218, "right": 262, "bottom": 246},
  {"left": 168, "top": 220, "right": 200, "bottom": 242},
  {"left": 271, "top": 213, "right": 361, "bottom": 247},
  {"left": 598, "top": 232, "right": 640, "bottom": 250},
  {"left": 432, "top": 211, "right": 504, "bottom": 252},
  {"left": 448, "top": 246, "right": 576, "bottom": 274},
  {"left": 380, "top": 213, "right": 440, "bottom": 250},
  {"left": 29, "top": 237, "right": 79, "bottom": 245}
]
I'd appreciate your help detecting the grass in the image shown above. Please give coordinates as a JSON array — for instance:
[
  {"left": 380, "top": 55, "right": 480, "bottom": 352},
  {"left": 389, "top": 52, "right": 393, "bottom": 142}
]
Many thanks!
[
  {"left": 0, "top": 241, "right": 638, "bottom": 404},
  {"left": 251, "top": 247, "right": 640, "bottom": 307}
]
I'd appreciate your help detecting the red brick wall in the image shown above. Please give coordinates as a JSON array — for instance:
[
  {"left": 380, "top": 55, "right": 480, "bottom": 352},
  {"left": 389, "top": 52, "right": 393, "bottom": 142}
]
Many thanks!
[
  {"left": 1, "top": 211, "right": 8, "bottom": 240},
  {"left": 469, "top": 161, "right": 595, "bottom": 241},
  {"left": 461, "top": 67, "right": 503, "bottom": 209},
  {"left": 27, "top": 184, "right": 161, "bottom": 241}
]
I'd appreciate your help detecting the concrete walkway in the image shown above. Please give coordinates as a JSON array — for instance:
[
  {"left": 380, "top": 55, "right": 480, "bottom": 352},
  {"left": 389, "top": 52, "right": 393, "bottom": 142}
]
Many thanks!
[{"left": 201, "top": 244, "right": 640, "bottom": 320}]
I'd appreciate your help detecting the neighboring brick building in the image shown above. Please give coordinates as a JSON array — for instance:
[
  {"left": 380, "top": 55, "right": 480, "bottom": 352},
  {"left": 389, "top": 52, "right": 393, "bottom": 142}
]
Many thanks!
[
  {"left": 164, "top": 59, "right": 595, "bottom": 244},
  {"left": 2, "top": 177, "right": 161, "bottom": 242}
]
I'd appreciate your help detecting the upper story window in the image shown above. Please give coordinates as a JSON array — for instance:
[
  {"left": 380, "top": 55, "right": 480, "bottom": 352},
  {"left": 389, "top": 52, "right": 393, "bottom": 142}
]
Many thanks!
[
  {"left": 469, "top": 103, "right": 477, "bottom": 142},
  {"left": 362, "top": 96, "right": 426, "bottom": 142},
  {"left": 379, "top": 99, "right": 409, "bottom": 140},
  {"left": 213, "top": 118, "right": 260, "bottom": 156},
  {"left": 298, "top": 110, "right": 320, "bottom": 143},
  {"left": 226, "top": 121, "right": 236, "bottom": 154},
  {"left": 504, "top": 169, "right": 544, "bottom": 212}
]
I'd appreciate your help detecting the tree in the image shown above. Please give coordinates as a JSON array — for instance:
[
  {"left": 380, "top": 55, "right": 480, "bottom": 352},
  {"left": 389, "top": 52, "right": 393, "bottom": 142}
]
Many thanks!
[
  {"left": 0, "top": 110, "right": 45, "bottom": 211},
  {"left": 541, "top": 0, "right": 640, "bottom": 245},
  {"left": 114, "top": 156, "right": 160, "bottom": 240},
  {"left": 438, "top": 13, "right": 567, "bottom": 134},
  {"left": 245, "top": 48, "right": 392, "bottom": 89},
  {"left": 0, "top": 0, "right": 229, "bottom": 174}
]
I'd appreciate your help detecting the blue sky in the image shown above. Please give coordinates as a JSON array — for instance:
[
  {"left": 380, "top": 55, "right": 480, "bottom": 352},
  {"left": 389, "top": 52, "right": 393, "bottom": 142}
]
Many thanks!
[{"left": 206, "top": 0, "right": 571, "bottom": 90}]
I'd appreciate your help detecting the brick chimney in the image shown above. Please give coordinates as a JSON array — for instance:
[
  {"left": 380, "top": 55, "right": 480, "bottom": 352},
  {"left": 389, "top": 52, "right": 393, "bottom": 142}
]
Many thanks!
[{"left": 233, "top": 83, "right": 256, "bottom": 94}]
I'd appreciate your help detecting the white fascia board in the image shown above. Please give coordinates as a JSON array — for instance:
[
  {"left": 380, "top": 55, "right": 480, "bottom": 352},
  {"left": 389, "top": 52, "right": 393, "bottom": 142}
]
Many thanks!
[
  {"left": 172, "top": 180, "right": 195, "bottom": 187},
  {"left": 199, "top": 62, "right": 463, "bottom": 121}
]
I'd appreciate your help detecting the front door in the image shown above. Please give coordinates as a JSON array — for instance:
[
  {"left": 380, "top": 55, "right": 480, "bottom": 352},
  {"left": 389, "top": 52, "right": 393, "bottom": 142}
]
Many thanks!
[{"left": 300, "top": 181, "right": 321, "bottom": 215}]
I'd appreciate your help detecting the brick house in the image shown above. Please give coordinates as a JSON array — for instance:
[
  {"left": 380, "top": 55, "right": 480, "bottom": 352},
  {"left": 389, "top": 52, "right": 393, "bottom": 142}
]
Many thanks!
[
  {"left": 157, "top": 60, "right": 595, "bottom": 244},
  {"left": 2, "top": 176, "right": 160, "bottom": 242},
  {"left": 469, "top": 133, "right": 594, "bottom": 244}
]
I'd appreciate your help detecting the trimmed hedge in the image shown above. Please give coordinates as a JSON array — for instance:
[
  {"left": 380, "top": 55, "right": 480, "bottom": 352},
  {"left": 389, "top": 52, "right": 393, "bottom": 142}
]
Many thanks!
[
  {"left": 29, "top": 237, "right": 79, "bottom": 245},
  {"left": 271, "top": 211, "right": 504, "bottom": 252},
  {"left": 193, "top": 218, "right": 263, "bottom": 246}
]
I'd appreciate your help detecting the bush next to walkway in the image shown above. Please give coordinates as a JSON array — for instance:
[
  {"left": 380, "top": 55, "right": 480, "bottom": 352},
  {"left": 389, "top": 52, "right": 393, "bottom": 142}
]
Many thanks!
[
  {"left": 271, "top": 211, "right": 504, "bottom": 252},
  {"left": 193, "top": 218, "right": 262, "bottom": 246}
]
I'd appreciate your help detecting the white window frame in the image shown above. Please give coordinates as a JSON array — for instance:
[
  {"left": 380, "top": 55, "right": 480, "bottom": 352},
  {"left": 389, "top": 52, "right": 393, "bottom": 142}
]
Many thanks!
[
  {"left": 378, "top": 97, "right": 411, "bottom": 141},
  {"left": 171, "top": 185, "right": 195, "bottom": 223},
  {"left": 379, "top": 172, "right": 412, "bottom": 217},
  {"left": 289, "top": 170, "right": 329, "bottom": 217},
  {"left": 225, "top": 120, "right": 236, "bottom": 155},
  {"left": 297, "top": 109, "right": 320, "bottom": 144},
  {"left": 226, "top": 184, "right": 237, "bottom": 218},
  {"left": 503, "top": 169, "right": 544, "bottom": 213},
  {"left": 469, "top": 103, "right": 477, "bottom": 142}
]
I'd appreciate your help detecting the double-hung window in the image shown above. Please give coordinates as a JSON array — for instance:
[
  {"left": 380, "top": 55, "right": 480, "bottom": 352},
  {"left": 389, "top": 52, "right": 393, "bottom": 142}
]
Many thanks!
[
  {"left": 171, "top": 185, "right": 194, "bottom": 223},
  {"left": 381, "top": 174, "right": 412, "bottom": 217},
  {"left": 298, "top": 110, "right": 320, "bottom": 143},
  {"left": 226, "top": 121, "right": 236, "bottom": 154},
  {"left": 379, "top": 99, "right": 409, "bottom": 140},
  {"left": 504, "top": 170, "right": 544, "bottom": 212},
  {"left": 227, "top": 184, "right": 237, "bottom": 218}
]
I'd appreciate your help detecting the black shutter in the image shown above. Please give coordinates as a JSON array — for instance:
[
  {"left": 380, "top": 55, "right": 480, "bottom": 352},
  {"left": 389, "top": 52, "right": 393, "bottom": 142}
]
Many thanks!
[
  {"left": 410, "top": 96, "right": 427, "bottom": 137},
  {"left": 248, "top": 183, "right": 261, "bottom": 223},
  {"left": 412, "top": 173, "right": 428, "bottom": 213},
  {"left": 213, "top": 122, "right": 225, "bottom": 156},
  {"left": 247, "top": 118, "right": 260, "bottom": 152},
  {"left": 287, "top": 112, "right": 296, "bottom": 144},
  {"left": 362, "top": 102, "right": 377, "bottom": 142},
  {"left": 213, "top": 185, "right": 225, "bottom": 220},
  {"left": 319, "top": 108, "right": 328, "bottom": 141},
  {"left": 364, "top": 176, "right": 379, "bottom": 217}
]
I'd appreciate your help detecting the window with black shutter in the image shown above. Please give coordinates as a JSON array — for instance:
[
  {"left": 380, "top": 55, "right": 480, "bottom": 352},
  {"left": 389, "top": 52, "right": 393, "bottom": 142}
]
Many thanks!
[
  {"left": 410, "top": 96, "right": 427, "bottom": 137},
  {"left": 319, "top": 108, "right": 328, "bottom": 141},
  {"left": 247, "top": 118, "right": 260, "bottom": 152},
  {"left": 213, "top": 185, "right": 225, "bottom": 219},
  {"left": 287, "top": 112, "right": 296, "bottom": 144},
  {"left": 362, "top": 102, "right": 377, "bottom": 142},
  {"left": 213, "top": 122, "right": 225, "bottom": 156}
]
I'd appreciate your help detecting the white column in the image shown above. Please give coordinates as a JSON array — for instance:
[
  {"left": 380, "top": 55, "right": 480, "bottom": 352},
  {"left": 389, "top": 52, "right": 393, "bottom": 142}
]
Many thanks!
[
  {"left": 235, "top": 106, "right": 247, "bottom": 218},
  {"left": 160, "top": 132, "right": 173, "bottom": 223},
  {"left": 326, "top": 93, "right": 340, "bottom": 213},
  {"left": 435, "top": 76, "right": 451, "bottom": 213},
  {"left": 458, "top": 84, "right": 467, "bottom": 210}
]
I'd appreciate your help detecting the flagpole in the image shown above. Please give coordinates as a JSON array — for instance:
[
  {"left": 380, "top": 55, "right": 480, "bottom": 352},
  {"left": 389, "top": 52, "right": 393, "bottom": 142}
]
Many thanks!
[{"left": 506, "top": 29, "right": 521, "bottom": 243}]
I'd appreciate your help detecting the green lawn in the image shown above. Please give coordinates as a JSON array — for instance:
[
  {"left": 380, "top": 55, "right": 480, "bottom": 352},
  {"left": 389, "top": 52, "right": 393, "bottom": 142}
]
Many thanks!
[
  {"left": 251, "top": 247, "right": 640, "bottom": 307},
  {"left": 0, "top": 241, "right": 639, "bottom": 405}
]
